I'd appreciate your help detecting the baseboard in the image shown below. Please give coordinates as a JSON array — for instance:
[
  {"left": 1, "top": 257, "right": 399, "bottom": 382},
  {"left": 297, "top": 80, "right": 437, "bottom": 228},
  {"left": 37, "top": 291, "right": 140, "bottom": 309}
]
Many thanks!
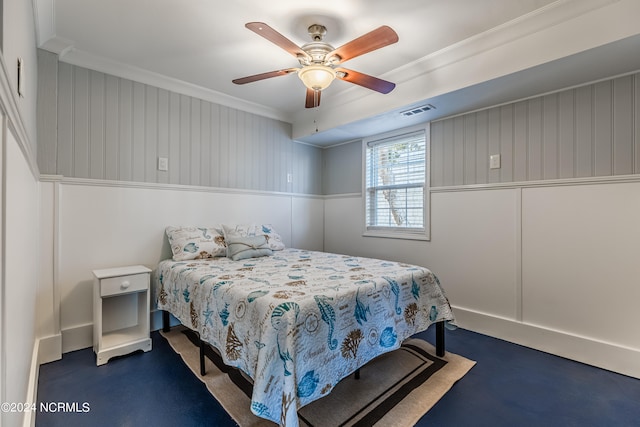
[
  {"left": 61, "top": 323, "right": 93, "bottom": 353},
  {"left": 61, "top": 313, "right": 176, "bottom": 354},
  {"left": 23, "top": 340, "right": 40, "bottom": 427},
  {"left": 63, "top": 307, "right": 640, "bottom": 378},
  {"left": 453, "top": 307, "right": 640, "bottom": 379},
  {"left": 150, "top": 308, "right": 180, "bottom": 332},
  {"left": 38, "top": 334, "right": 62, "bottom": 365},
  {"left": 150, "top": 308, "right": 164, "bottom": 331},
  {"left": 23, "top": 335, "right": 63, "bottom": 427}
]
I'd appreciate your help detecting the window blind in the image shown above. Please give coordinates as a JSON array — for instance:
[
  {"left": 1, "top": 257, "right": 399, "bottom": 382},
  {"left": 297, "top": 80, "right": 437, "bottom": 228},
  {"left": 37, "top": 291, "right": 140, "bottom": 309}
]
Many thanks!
[{"left": 365, "top": 130, "right": 426, "bottom": 230}]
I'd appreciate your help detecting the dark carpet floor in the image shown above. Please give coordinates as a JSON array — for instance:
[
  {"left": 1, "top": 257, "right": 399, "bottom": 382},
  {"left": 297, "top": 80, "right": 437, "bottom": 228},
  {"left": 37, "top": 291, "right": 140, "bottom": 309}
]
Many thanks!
[{"left": 36, "top": 326, "right": 640, "bottom": 426}]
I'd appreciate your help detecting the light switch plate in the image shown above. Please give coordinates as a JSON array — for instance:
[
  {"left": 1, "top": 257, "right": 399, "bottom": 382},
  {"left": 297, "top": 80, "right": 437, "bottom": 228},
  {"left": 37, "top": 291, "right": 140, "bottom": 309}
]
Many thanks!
[
  {"left": 158, "top": 157, "right": 169, "bottom": 171},
  {"left": 489, "top": 154, "right": 501, "bottom": 169}
]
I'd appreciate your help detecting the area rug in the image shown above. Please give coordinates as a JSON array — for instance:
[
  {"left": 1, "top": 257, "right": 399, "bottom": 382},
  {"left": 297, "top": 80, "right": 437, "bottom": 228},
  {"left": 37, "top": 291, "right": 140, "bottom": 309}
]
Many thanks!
[{"left": 161, "top": 326, "right": 475, "bottom": 426}]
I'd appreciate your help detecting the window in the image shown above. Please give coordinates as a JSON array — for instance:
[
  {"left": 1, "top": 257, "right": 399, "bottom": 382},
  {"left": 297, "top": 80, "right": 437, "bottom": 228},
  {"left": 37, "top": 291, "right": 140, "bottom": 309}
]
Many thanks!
[{"left": 363, "top": 124, "right": 429, "bottom": 240}]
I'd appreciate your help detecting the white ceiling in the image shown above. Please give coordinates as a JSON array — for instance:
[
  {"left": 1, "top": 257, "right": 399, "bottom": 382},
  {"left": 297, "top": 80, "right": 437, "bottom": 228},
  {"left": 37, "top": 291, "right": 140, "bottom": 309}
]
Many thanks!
[{"left": 36, "top": 0, "right": 640, "bottom": 146}]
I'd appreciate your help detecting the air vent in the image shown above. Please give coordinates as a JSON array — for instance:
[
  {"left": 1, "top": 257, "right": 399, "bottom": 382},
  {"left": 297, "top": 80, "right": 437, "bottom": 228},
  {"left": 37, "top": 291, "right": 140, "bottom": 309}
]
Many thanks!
[{"left": 400, "top": 104, "right": 435, "bottom": 117}]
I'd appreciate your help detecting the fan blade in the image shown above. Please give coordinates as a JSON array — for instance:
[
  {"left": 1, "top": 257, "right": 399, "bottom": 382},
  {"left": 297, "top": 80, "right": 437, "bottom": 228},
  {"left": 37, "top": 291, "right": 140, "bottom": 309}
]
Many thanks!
[
  {"left": 327, "top": 26, "right": 398, "bottom": 64},
  {"left": 246, "top": 22, "right": 311, "bottom": 61},
  {"left": 305, "top": 88, "right": 321, "bottom": 108},
  {"left": 335, "top": 68, "right": 396, "bottom": 94},
  {"left": 232, "top": 68, "right": 299, "bottom": 85}
]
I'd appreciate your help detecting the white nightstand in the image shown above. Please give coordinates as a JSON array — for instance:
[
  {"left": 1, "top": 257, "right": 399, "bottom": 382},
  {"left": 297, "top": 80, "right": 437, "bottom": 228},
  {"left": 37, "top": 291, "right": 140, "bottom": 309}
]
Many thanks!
[{"left": 93, "top": 265, "right": 152, "bottom": 366}]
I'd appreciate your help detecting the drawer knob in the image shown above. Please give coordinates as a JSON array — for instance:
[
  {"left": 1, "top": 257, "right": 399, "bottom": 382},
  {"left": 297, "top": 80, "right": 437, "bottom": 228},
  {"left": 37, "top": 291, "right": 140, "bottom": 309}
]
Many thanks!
[{"left": 120, "top": 280, "right": 131, "bottom": 290}]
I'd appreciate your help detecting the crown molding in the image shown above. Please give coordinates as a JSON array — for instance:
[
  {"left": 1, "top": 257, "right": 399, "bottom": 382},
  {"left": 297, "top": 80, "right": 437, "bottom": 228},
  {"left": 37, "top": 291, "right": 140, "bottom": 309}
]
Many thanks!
[
  {"left": 291, "top": 0, "right": 630, "bottom": 138},
  {"left": 33, "top": 1, "right": 291, "bottom": 123},
  {"left": 55, "top": 48, "right": 292, "bottom": 123},
  {"left": 33, "top": 0, "right": 56, "bottom": 48},
  {"left": 32, "top": 0, "right": 628, "bottom": 135}
]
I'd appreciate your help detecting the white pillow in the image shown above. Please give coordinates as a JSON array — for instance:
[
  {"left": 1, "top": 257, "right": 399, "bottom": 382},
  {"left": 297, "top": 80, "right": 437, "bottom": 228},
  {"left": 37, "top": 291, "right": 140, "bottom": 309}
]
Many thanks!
[{"left": 165, "top": 226, "right": 227, "bottom": 261}]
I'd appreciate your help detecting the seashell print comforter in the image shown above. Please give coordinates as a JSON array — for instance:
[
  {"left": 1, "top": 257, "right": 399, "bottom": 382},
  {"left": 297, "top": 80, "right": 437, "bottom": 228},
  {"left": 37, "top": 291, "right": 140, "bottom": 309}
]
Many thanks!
[{"left": 156, "top": 248, "right": 455, "bottom": 427}]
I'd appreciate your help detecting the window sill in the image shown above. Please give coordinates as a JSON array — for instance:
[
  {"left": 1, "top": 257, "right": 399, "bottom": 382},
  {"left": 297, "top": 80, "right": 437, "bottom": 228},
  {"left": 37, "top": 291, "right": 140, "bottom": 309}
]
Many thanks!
[{"left": 362, "top": 229, "right": 430, "bottom": 241}]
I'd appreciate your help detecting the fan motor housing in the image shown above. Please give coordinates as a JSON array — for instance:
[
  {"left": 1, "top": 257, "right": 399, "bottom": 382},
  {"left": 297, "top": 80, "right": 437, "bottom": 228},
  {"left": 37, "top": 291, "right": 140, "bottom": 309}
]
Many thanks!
[
  {"left": 297, "top": 24, "right": 336, "bottom": 66},
  {"left": 300, "top": 41, "right": 334, "bottom": 65}
]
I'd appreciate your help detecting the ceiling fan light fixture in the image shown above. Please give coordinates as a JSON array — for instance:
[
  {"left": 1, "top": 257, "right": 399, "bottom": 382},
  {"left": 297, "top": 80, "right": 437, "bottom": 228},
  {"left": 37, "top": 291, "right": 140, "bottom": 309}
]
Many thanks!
[
  {"left": 298, "top": 65, "right": 336, "bottom": 91},
  {"left": 235, "top": 22, "right": 399, "bottom": 108}
]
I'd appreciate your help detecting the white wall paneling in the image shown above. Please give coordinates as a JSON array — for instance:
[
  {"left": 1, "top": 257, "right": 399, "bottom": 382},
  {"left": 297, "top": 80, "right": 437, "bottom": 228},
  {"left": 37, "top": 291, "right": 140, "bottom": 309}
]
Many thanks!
[
  {"left": 1, "top": 2, "right": 41, "bottom": 425},
  {"left": 521, "top": 182, "right": 640, "bottom": 367},
  {"left": 323, "top": 178, "right": 640, "bottom": 379},
  {"left": 290, "top": 196, "right": 324, "bottom": 252},
  {"left": 0, "top": 111, "right": 4, "bottom": 427},
  {"left": 324, "top": 194, "right": 441, "bottom": 266},
  {"left": 429, "top": 189, "right": 521, "bottom": 320},
  {"left": 4, "top": 131, "right": 40, "bottom": 427},
  {"left": 40, "top": 177, "right": 325, "bottom": 352},
  {"left": 37, "top": 180, "right": 62, "bottom": 365},
  {"left": 325, "top": 190, "right": 520, "bottom": 319}
]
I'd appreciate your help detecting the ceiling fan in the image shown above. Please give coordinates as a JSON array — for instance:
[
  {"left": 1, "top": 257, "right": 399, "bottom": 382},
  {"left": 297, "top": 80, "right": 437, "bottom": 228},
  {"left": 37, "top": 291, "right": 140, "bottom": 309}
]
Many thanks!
[{"left": 232, "top": 22, "right": 399, "bottom": 108}]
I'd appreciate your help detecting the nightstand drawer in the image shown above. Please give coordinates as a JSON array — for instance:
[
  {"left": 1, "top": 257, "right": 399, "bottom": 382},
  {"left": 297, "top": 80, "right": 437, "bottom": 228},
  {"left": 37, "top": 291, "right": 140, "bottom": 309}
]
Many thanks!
[{"left": 100, "top": 273, "right": 148, "bottom": 297}]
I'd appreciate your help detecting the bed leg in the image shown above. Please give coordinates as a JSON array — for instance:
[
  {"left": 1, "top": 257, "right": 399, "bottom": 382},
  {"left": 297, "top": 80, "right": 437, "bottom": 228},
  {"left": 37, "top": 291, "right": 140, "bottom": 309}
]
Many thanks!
[
  {"left": 199, "top": 336, "right": 206, "bottom": 376},
  {"left": 354, "top": 368, "right": 360, "bottom": 380},
  {"left": 435, "top": 321, "right": 445, "bottom": 357},
  {"left": 162, "top": 310, "right": 170, "bottom": 332}
]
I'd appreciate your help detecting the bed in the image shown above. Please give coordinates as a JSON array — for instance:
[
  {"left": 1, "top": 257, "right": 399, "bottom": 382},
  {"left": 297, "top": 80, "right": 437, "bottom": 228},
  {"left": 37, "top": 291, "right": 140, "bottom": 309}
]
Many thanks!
[{"left": 156, "top": 226, "right": 455, "bottom": 427}]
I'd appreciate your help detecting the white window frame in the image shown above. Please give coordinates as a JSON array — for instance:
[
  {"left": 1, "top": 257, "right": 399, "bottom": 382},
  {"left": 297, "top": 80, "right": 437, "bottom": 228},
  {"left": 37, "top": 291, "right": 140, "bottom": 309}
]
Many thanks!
[{"left": 362, "top": 122, "right": 431, "bottom": 241}]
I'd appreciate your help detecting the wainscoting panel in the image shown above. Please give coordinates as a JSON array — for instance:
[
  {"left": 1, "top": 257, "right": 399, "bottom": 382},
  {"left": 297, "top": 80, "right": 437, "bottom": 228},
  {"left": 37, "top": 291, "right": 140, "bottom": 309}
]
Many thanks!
[
  {"left": 4, "top": 131, "right": 40, "bottom": 426},
  {"left": 521, "top": 181, "right": 640, "bottom": 350},
  {"left": 323, "top": 178, "right": 640, "bottom": 378},
  {"left": 291, "top": 196, "right": 324, "bottom": 251},
  {"left": 324, "top": 190, "right": 520, "bottom": 320},
  {"left": 428, "top": 189, "right": 520, "bottom": 319},
  {"left": 44, "top": 178, "right": 324, "bottom": 352}
]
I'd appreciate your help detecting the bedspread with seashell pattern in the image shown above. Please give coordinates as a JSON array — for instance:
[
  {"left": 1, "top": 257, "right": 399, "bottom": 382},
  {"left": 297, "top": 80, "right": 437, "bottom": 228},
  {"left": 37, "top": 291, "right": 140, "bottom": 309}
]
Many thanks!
[{"left": 156, "top": 248, "right": 455, "bottom": 427}]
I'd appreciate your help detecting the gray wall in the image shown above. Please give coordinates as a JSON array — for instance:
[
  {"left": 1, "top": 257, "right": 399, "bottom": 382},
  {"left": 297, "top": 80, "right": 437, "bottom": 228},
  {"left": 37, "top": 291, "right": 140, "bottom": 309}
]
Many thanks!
[
  {"left": 431, "top": 72, "right": 640, "bottom": 187},
  {"left": 37, "top": 50, "right": 322, "bottom": 195},
  {"left": 324, "top": 71, "right": 640, "bottom": 193},
  {"left": 322, "top": 140, "right": 362, "bottom": 195}
]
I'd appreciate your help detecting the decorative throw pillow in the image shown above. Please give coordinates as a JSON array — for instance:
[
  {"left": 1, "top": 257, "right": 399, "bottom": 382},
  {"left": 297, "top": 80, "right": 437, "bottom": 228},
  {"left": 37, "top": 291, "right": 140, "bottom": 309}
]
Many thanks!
[
  {"left": 165, "top": 226, "right": 227, "bottom": 261},
  {"left": 221, "top": 223, "right": 255, "bottom": 239},
  {"left": 259, "top": 224, "right": 286, "bottom": 251},
  {"left": 226, "top": 235, "right": 273, "bottom": 261},
  {"left": 222, "top": 223, "right": 286, "bottom": 251}
]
